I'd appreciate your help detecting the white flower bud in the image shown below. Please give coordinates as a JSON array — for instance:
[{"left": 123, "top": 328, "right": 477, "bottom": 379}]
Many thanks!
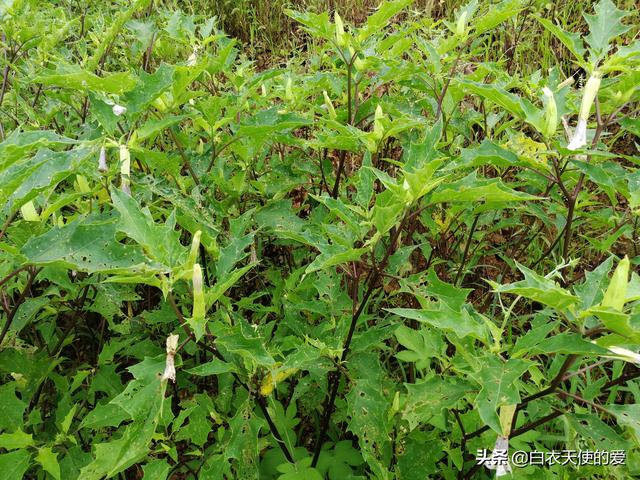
[
  {"left": 98, "top": 146, "right": 108, "bottom": 172},
  {"left": 578, "top": 72, "right": 601, "bottom": 121},
  {"left": 606, "top": 346, "right": 640, "bottom": 365}
]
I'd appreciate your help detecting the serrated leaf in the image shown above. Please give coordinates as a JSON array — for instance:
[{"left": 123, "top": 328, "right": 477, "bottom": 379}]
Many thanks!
[
  {"left": 357, "top": 0, "right": 414, "bottom": 41},
  {"left": 471, "top": 356, "right": 531, "bottom": 434},
  {"left": 0, "top": 450, "right": 31, "bottom": 480},
  {"left": 403, "top": 377, "right": 470, "bottom": 430},
  {"left": 186, "top": 360, "right": 237, "bottom": 376},
  {"left": 536, "top": 17, "right": 586, "bottom": 64},
  {"left": 35, "top": 67, "right": 137, "bottom": 94},
  {"left": 22, "top": 214, "right": 161, "bottom": 274},
  {"left": 36, "top": 446, "right": 61, "bottom": 480},
  {"left": 584, "top": 0, "right": 631, "bottom": 61},
  {"left": 0, "top": 430, "right": 34, "bottom": 450},
  {"left": 492, "top": 262, "right": 578, "bottom": 310}
]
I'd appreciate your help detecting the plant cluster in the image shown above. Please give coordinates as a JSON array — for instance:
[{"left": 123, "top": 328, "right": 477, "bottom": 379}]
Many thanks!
[{"left": 0, "top": 0, "right": 639, "bottom": 478}]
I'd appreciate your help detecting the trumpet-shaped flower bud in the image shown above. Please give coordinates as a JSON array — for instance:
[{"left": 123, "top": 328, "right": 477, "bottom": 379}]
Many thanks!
[
  {"left": 578, "top": 72, "right": 601, "bottom": 121},
  {"left": 192, "top": 264, "right": 205, "bottom": 322},
  {"left": 285, "top": 76, "right": 293, "bottom": 101},
  {"left": 541, "top": 87, "right": 558, "bottom": 138},
  {"left": 187, "top": 230, "right": 202, "bottom": 271},
  {"left": 323, "top": 90, "right": 337, "bottom": 119},
  {"left": 456, "top": 11, "right": 468, "bottom": 37},
  {"left": 120, "top": 145, "right": 131, "bottom": 195},
  {"left": 98, "top": 146, "right": 108, "bottom": 173},
  {"left": 373, "top": 105, "right": 385, "bottom": 140},
  {"left": 119, "top": 145, "right": 130, "bottom": 176},
  {"left": 334, "top": 11, "right": 346, "bottom": 47},
  {"left": 567, "top": 72, "right": 601, "bottom": 151}
]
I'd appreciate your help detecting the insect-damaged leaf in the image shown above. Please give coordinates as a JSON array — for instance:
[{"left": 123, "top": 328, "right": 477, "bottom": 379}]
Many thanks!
[
  {"left": 470, "top": 356, "right": 532, "bottom": 434},
  {"left": 22, "top": 213, "right": 163, "bottom": 274}
]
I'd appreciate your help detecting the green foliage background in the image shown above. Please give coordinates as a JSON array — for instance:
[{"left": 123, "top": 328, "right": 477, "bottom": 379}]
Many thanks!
[{"left": 0, "top": 0, "right": 639, "bottom": 478}]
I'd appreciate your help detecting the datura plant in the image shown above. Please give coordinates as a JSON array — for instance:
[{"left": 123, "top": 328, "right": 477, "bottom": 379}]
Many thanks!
[{"left": 0, "top": 0, "right": 638, "bottom": 479}]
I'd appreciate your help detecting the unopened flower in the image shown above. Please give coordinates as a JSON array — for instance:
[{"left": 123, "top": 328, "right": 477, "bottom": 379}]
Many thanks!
[
  {"left": 285, "top": 76, "right": 293, "bottom": 101},
  {"left": 98, "top": 146, "right": 108, "bottom": 172},
  {"left": 335, "top": 11, "right": 347, "bottom": 47},
  {"left": 112, "top": 104, "right": 127, "bottom": 116},
  {"left": 567, "top": 72, "right": 601, "bottom": 150},
  {"left": 120, "top": 145, "right": 131, "bottom": 195},
  {"left": 578, "top": 72, "right": 601, "bottom": 121},
  {"left": 192, "top": 264, "right": 205, "bottom": 322},
  {"left": 606, "top": 346, "right": 640, "bottom": 365},
  {"left": 323, "top": 90, "right": 337, "bottom": 119},
  {"left": 541, "top": 87, "right": 558, "bottom": 138},
  {"left": 373, "top": 105, "right": 385, "bottom": 140},
  {"left": 456, "top": 11, "right": 468, "bottom": 37}
]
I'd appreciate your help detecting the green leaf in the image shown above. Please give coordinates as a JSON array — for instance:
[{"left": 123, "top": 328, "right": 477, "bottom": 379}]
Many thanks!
[
  {"left": 284, "top": 10, "right": 333, "bottom": 42},
  {"left": 471, "top": 356, "right": 531, "bottom": 434},
  {"left": 22, "top": 214, "right": 161, "bottom": 274},
  {"left": 186, "top": 360, "right": 237, "bottom": 376},
  {"left": 584, "top": 0, "right": 631, "bottom": 61},
  {"left": 111, "top": 187, "right": 185, "bottom": 267},
  {"left": 403, "top": 376, "right": 470, "bottom": 430},
  {"left": 490, "top": 262, "right": 578, "bottom": 310},
  {"left": 0, "top": 449, "right": 31, "bottom": 480},
  {"left": 567, "top": 413, "right": 628, "bottom": 450},
  {"left": 602, "top": 256, "right": 630, "bottom": 312},
  {"left": 459, "top": 80, "right": 542, "bottom": 131},
  {"left": 447, "top": 140, "right": 519, "bottom": 170},
  {"left": 536, "top": 17, "right": 586, "bottom": 64},
  {"left": 0, "top": 130, "right": 76, "bottom": 169},
  {"left": 607, "top": 404, "right": 640, "bottom": 442},
  {"left": 143, "top": 459, "right": 171, "bottom": 480},
  {"left": 474, "top": 0, "right": 523, "bottom": 35},
  {"left": 357, "top": 0, "right": 414, "bottom": 41},
  {"left": 0, "top": 147, "right": 93, "bottom": 219},
  {"left": 428, "top": 172, "right": 538, "bottom": 205},
  {"left": 574, "top": 256, "right": 614, "bottom": 310},
  {"left": 36, "top": 446, "right": 61, "bottom": 480},
  {"left": 528, "top": 333, "right": 609, "bottom": 355},
  {"left": 387, "top": 306, "right": 489, "bottom": 343},
  {"left": 35, "top": 67, "right": 137, "bottom": 94},
  {"left": 0, "top": 430, "right": 34, "bottom": 450},
  {"left": 122, "top": 63, "right": 175, "bottom": 116},
  {"left": 80, "top": 358, "right": 166, "bottom": 480},
  {"left": 0, "top": 383, "right": 27, "bottom": 432},
  {"left": 305, "top": 244, "right": 368, "bottom": 275},
  {"left": 137, "top": 115, "right": 190, "bottom": 140}
]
